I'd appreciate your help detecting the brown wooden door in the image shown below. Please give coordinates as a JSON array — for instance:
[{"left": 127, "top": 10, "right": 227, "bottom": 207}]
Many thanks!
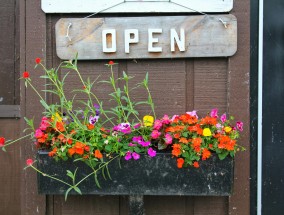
[{"left": 17, "top": 0, "right": 250, "bottom": 215}]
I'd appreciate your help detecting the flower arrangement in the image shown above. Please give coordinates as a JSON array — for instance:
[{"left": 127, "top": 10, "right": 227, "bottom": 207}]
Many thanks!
[{"left": 0, "top": 56, "right": 244, "bottom": 199}]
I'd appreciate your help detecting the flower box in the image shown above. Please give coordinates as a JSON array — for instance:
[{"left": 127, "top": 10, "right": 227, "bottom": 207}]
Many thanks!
[{"left": 37, "top": 150, "right": 234, "bottom": 196}]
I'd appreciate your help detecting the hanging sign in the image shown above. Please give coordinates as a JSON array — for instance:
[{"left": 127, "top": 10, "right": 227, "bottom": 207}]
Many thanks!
[
  {"left": 55, "top": 15, "right": 237, "bottom": 60},
  {"left": 42, "top": 0, "right": 233, "bottom": 13}
]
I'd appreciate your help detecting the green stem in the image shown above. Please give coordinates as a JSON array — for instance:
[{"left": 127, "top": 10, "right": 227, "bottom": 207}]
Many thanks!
[
  {"left": 1, "top": 133, "right": 31, "bottom": 148},
  {"left": 29, "top": 165, "right": 72, "bottom": 187}
]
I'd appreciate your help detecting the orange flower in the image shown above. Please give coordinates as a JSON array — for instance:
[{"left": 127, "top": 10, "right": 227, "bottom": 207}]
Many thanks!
[
  {"left": 200, "top": 116, "right": 217, "bottom": 125},
  {"left": 94, "top": 149, "right": 103, "bottom": 159},
  {"left": 172, "top": 144, "right": 182, "bottom": 157},
  {"left": 192, "top": 138, "right": 202, "bottom": 153},
  {"left": 218, "top": 136, "right": 236, "bottom": 151},
  {"left": 67, "top": 139, "right": 73, "bottom": 145},
  {"left": 179, "top": 137, "right": 189, "bottom": 144},
  {"left": 74, "top": 142, "right": 86, "bottom": 155},
  {"left": 180, "top": 114, "right": 198, "bottom": 124},
  {"left": 48, "top": 147, "right": 57, "bottom": 157},
  {"left": 68, "top": 148, "right": 76, "bottom": 156},
  {"left": 87, "top": 124, "right": 95, "bottom": 130},
  {"left": 193, "top": 161, "right": 199, "bottom": 168},
  {"left": 177, "top": 158, "right": 184, "bottom": 168},
  {"left": 202, "top": 148, "right": 211, "bottom": 160},
  {"left": 56, "top": 121, "right": 65, "bottom": 132},
  {"left": 174, "top": 133, "right": 181, "bottom": 139}
]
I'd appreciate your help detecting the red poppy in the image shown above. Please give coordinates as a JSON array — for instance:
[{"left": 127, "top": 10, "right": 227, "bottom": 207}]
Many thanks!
[
  {"left": 23, "top": 71, "right": 30, "bottom": 78},
  {"left": 35, "top": 58, "right": 41, "bottom": 64},
  {"left": 0, "top": 137, "right": 5, "bottom": 147},
  {"left": 26, "top": 159, "right": 34, "bottom": 166},
  {"left": 108, "top": 61, "right": 114, "bottom": 65}
]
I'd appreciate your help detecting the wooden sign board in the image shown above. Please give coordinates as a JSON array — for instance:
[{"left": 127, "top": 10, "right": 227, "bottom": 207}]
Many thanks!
[
  {"left": 42, "top": 0, "right": 233, "bottom": 13},
  {"left": 56, "top": 15, "right": 237, "bottom": 60}
]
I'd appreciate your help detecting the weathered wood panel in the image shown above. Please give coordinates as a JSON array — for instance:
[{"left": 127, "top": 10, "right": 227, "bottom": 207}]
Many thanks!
[
  {"left": 0, "top": 0, "right": 16, "bottom": 105},
  {"left": 20, "top": 0, "right": 47, "bottom": 214},
  {"left": 0, "top": 119, "right": 21, "bottom": 215},
  {"left": 55, "top": 15, "right": 237, "bottom": 60},
  {"left": 42, "top": 0, "right": 233, "bottom": 13},
  {"left": 228, "top": 0, "right": 250, "bottom": 214}
]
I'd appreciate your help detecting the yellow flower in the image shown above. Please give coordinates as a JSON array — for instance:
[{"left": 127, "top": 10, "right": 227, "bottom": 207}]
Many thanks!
[
  {"left": 51, "top": 112, "right": 62, "bottom": 122},
  {"left": 203, "top": 128, "right": 212, "bottom": 137},
  {"left": 143, "top": 115, "right": 154, "bottom": 127},
  {"left": 224, "top": 126, "right": 232, "bottom": 133}
]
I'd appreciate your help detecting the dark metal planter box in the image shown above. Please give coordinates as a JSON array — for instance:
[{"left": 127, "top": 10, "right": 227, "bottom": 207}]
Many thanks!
[{"left": 37, "top": 150, "right": 234, "bottom": 196}]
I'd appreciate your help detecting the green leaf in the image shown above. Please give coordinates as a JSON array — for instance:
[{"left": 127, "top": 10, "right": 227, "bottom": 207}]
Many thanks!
[
  {"left": 73, "top": 186, "right": 82, "bottom": 195},
  {"left": 66, "top": 170, "right": 74, "bottom": 179},
  {"left": 94, "top": 173, "right": 101, "bottom": 188},
  {"left": 65, "top": 187, "right": 73, "bottom": 201},
  {"left": 218, "top": 151, "right": 229, "bottom": 160}
]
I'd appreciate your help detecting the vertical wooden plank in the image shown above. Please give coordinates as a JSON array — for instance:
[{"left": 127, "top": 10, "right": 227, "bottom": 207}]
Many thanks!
[
  {"left": 20, "top": 0, "right": 47, "bottom": 214},
  {"left": 144, "top": 196, "right": 194, "bottom": 215},
  {"left": 194, "top": 197, "right": 228, "bottom": 215},
  {"left": 54, "top": 196, "right": 120, "bottom": 215},
  {"left": 0, "top": 119, "right": 21, "bottom": 215},
  {"left": 185, "top": 59, "right": 195, "bottom": 111},
  {"left": 193, "top": 59, "right": 228, "bottom": 115},
  {"left": 228, "top": 0, "right": 250, "bottom": 214},
  {"left": 127, "top": 59, "right": 186, "bottom": 118},
  {"left": 0, "top": 0, "right": 15, "bottom": 105}
]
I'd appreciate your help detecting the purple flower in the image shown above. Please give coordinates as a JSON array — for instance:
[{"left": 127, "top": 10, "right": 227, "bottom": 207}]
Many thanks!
[
  {"left": 165, "top": 133, "right": 173, "bottom": 145},
  {"left": 236, "top": 121, "right": 244, "bottom": 131},
  {"left": 89, "top": 115, "right": 99, "bottom": 125},
  {"left": 153, "top": 120, "right": 163, "bottom": 130},
  {"left": 151, "top": 130, "right": 161, "bottom": 139},
  {"left": 124, "top": 151, "right": 132, "bottom": 160},
  {"left": 132, "top": 152, "right": 140, "bottom": 160},
  {"left": 220, "top": 113, "right": 227, "bottom": 123},
  {"left": 186, "top": 110, "right": 198, "bottom": 119},
  {"left": 132, "top": 136, "right": 143, "bottom": 143},
  {"left": 210, "top": 108, "right": 218, "bottom": 118},
  {"left": 94, "top": 104, "right": 100, "bottom": 116},
  {"left": 147, "top": 148, "right": 156, "bottom": 157},
  {"left": 139, "top": 141, "right": 151, "bottom": 147}
]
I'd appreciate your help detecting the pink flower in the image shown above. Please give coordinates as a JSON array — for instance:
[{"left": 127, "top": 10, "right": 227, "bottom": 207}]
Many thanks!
[
  {"left": 133, "top": 123, "right": 141, "bottom": 129},
  {"left": 139, "top": 141, "right": 151, "bottom": 147},
  {"left": 210, "top": 108, "right": 218, "bottom": 118},
  {"left": 124, "top": 151, "right": 132, "bottom": 160},
  {"left": 35, "top": 129, "right": 44, "bottom": 138},
  {"left": 171, "top": 115, "right": 179, "bottom": 121},
  {"left": 132, "top": 152, "right": 140, "bottom": 160},
  {"left": 165, "top": 133, "right": 173, "bottom": 145},
  {"left": 186, "top": 110, "right": 198, "bottom": 119},
  {"left": 220, "top": 113, "right": 227, "bottom": 123},
  {"left": 39, "top": 117, "right": 49, "bottom": 131},
  {"left": 162, "top": 115, "right": 171, "bottom": 124},
  {"left": 153, "top": 120, "right": 163, "bottom": 130},
  {"left": 236, "top": 121, "right": 244, "bottom": 131},
  {"left": 26, "top": 159, "right": 33, "bottom": 166},
  {"left": 151, "top": 130, "right": 161, "bottom": 139},
  {"left": 128, "top": 142, "right": 137, "bottom": 147},
  {"left": 147, "top": 148, "right": 156, "bottom": 157}
]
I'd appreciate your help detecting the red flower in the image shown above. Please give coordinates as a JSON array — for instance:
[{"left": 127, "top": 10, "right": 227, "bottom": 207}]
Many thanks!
[
  {"left": 94, "top": 149, "right": 103, "bottom": 159},
  {"left": 26, "top": 159, "right": 34, "bottom": 166},
  {"left": 23, "top": 71, "right": 29, "bottom": 78},
  {"left": 193, "top": 161, "right": 199, "bottom": 168},
  {"left": 0, "top": 137, "right": 5, "bottom": 147},
  {"left": 177, "top": 158, "right": 184, "bottom": 169},
  {"left": 108, "top": 61, "right": 114, "bottom": 65},
  {"left": 35, "top": 58, "right": 41, "bottom": 64}
]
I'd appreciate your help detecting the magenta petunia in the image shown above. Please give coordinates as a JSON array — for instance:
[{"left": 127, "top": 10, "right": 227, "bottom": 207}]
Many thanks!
[
  {"left": 220, "top": 113, "right": 227, "bottom": 123},
  {"left": 153, "top": 120, "right": 163, "bottom": 130},
  {"left": 35, "top": 129, "right": 44, "bottom": 138},
  {"left": 128, "top": 142, "right": 137, "bottom": 147},
  {"left": 165, "top": 133, "right": 173, "bottom": 145},
  {"left": 162, "top": 115, "right": 171, "bottom": 124},
  {"left": 139, "top": 141, "right": 151, "bottom": 147},
  {"left": 147, "top": 148, "right": 156, "bottom": 157},
  {"left": 124, "top": 151, "right": 132, "bottom": 160},
  {"left": 210, "top": 108, "right": 218, "bottom": 118},
  {"left": 133, "top": 123, "right": 141, "bottom": 129},
  {"left": 151, "top": 130, "right": 161, "bottom": 139},
  {"left": 236, "top": 121, "right": 244, "bottom": 131},
  {"left": 132, "top": 152, "right": 140, "bottom": 160}
]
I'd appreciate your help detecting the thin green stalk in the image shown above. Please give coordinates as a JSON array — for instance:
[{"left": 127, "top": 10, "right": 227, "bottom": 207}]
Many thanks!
[
  {"left": 29, "top": 165, "right": 72, "bottom": 187},
  {"left": 1, "top": 134, "right": 31, "bottom": 148}
]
